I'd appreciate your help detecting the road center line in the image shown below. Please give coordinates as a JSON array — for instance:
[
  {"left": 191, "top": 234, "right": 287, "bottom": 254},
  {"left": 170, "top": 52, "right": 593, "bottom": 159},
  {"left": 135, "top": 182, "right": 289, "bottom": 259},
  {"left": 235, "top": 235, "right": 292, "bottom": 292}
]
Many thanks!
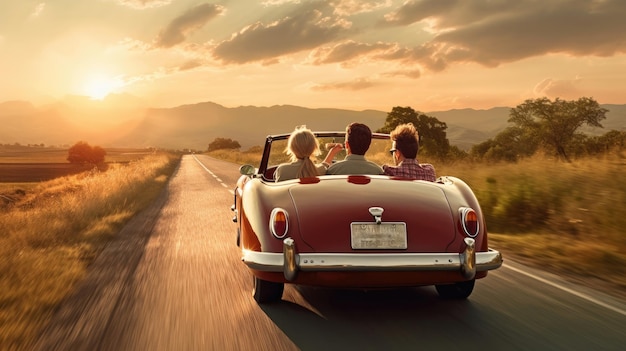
[
  {"left": 193, "top": 155, "right": 230, "bottom": 189},
  {"left": 504, "top": 263, "right": 626, "bottom": 317}
]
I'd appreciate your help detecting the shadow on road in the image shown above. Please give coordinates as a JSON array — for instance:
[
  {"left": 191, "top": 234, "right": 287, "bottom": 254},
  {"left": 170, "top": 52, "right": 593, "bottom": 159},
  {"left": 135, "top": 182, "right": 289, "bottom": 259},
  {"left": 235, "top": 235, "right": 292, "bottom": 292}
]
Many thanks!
[{"left": 261, "top": 286, "right": 488, "bottom": 351}]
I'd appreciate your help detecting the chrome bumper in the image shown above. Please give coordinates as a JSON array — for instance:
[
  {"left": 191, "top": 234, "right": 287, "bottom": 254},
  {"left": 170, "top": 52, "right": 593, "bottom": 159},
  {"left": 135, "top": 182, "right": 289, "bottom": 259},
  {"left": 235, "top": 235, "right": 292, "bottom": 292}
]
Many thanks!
[{"left": 242, "top": 237, "right": 503, "bottom": 281}]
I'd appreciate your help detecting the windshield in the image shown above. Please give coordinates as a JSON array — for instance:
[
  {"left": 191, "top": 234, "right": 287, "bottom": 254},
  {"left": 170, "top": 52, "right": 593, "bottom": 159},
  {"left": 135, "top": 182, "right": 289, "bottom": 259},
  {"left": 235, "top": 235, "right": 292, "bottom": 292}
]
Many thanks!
[{"left": 266, "top": 134, "right": 392, "bottom": 169}]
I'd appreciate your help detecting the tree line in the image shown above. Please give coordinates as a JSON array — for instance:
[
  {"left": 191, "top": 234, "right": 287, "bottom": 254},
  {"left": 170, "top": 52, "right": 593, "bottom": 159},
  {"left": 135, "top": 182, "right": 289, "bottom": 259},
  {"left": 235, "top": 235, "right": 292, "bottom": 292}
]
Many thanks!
[{"left": 207, "top": 96, "right": 626, "bottom": 163}]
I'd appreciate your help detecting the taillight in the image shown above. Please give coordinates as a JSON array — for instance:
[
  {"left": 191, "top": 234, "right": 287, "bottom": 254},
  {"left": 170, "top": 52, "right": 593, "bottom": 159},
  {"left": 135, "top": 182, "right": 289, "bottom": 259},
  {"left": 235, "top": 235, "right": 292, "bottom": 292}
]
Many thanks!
[
  {"left": 460, "top": 207, "right": 479, "bottom": 237},
  {"left": 270, "top": 208, "right": 289, "bottom": 239}
]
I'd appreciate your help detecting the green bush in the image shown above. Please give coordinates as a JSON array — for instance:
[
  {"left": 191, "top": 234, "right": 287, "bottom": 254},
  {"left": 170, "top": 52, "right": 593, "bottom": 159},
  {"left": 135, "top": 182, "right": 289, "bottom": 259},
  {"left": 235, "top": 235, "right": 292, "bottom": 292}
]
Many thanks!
[{"left": 491, "top": 180, "right": 552, "bottom": 232}]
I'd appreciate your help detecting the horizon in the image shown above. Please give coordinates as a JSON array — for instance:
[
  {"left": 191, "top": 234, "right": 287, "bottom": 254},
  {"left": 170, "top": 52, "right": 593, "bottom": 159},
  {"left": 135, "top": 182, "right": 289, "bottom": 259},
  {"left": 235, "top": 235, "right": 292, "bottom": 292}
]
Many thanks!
[
  {"left": 3, "top": 93, "right": 624, "bottom": 114},
  {"left": 1, "top": 1, "right": 625, "bottom": 112},
  {"left": 2, "top": 95, "right": 624, "bottom": 152},
  {"left": 1, "top": 93, "right": 515, "bottom": 112}
]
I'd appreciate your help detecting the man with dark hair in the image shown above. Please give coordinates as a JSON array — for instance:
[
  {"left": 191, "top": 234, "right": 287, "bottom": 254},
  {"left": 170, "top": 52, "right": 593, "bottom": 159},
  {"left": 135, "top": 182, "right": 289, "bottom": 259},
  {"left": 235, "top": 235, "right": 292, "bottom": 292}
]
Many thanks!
[
  {"left": 326, "top": 122, "right": 384, "bottom": 175},
  {"left": 383, "top": 123, "right": 436, "bottom": 181}
]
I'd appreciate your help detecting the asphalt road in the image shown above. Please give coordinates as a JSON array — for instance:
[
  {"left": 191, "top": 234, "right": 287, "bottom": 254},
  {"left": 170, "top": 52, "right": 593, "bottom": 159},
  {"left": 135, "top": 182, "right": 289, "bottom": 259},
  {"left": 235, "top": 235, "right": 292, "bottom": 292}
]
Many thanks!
[{"left": 34, "top": 155, "right": 626, "bottom": 351}]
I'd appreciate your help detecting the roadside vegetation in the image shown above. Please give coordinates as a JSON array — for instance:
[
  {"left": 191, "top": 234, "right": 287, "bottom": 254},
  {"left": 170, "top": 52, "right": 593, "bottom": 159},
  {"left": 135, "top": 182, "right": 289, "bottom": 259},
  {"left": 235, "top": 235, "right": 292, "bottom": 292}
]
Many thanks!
[
  {"left": 0, "top": 152, "right": 180, "bottom": 351},
  {"left": 437, "top": 153, "right": 626, "bottom": 296}
]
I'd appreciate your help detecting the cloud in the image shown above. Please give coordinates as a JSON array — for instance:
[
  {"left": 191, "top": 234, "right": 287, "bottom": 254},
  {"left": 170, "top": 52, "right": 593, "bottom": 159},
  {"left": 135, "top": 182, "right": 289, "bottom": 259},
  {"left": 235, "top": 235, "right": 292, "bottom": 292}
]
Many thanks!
[
  {"left": 262, "top": 0, "right": 391, "bottom": 15},
  {"left": 179, "top": 59, "right": 203, "bottom": 71},
  {"left": 331, "top": 0, "right": 393, "bottom": 16},
  {"left": 384, "top": 68, "right": 422, "bottom": 79},
  {"left": 115, "top": 0, "right": 173, "bottom": 9},
  {"left": 311, "top": 77, "right": 376, "bottom": 91},
  {"left": 382, "top": 0, "right": 522, "bottom": 28},
  {"left": 29, "top": 3, "right": 46, "bottom": 18},
  {"left": 212, "top": 2, "right": 352, "bottom": 64},
  {"left": 261, "top": 0, "right": 301, "bottom": 5},
  {"left": 534, "top": 77, "right": 583, "bottom": 99},
  {"left": 309, "top": 40, "right": 399, "bottom": 65},
  {"left": 382, "top": 0, "right": 626, "bottom": 71},
  {"left": 154, "top": 3, "right": 224, "bottom": 48}
]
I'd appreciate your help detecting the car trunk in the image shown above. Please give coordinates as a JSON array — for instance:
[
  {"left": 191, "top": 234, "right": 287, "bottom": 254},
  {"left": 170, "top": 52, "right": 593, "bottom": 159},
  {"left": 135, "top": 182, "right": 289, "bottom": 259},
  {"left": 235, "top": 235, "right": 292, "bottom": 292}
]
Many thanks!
[{"left": 288, "top": 176, "right": 457, "bottom": 253}]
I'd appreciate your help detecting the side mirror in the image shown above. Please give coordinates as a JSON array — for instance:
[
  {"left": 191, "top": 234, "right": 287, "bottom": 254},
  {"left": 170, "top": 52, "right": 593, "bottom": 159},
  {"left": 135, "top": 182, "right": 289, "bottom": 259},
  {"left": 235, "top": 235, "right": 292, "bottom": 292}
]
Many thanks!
[{"left": 239, "top": 164, "right": 256, "bottom": 176}]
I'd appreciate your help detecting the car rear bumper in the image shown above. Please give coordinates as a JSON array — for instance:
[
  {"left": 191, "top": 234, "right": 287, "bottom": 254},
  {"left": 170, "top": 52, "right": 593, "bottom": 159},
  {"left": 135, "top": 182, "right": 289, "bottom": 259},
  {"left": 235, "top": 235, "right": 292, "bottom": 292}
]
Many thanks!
[{"left": 242, "top": 237, "right": 503, "bottom": 281}]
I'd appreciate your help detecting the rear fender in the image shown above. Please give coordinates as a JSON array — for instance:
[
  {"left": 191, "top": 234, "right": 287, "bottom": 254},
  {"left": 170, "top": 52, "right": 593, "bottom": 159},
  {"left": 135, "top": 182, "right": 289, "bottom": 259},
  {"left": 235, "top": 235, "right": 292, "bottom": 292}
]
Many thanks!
[
  {"left": 240, "top": 179, "right": 302, "bottom": 253},
  {"left": 440, "top": 176, "right": 489, "bottom": 252}
]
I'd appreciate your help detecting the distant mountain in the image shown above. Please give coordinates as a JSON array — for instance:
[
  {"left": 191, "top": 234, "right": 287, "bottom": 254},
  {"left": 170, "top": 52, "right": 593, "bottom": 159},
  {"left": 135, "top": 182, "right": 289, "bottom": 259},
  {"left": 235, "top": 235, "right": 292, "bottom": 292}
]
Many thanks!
[
  {"left": 0, "top": 100, "right": 37, "bottom": 116},
  {"left": 112, "top": 103, "right": 388, "bottom": 150},
  {"left": 1, "top": 97, "right": 625, "bottom": 151},
  {"left": 428, "top": 107, "right": 511, "bottom": 150}
]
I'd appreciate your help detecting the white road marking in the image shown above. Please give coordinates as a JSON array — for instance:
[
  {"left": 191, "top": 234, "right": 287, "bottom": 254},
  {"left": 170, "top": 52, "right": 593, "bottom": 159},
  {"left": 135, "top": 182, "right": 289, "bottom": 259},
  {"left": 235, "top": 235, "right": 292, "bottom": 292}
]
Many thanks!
[
  {"left": 504, "top": 263, "right": 626, "bottom": 317},
  {"left": 193, "top": 155, "right": 230, "bottom": 189}
]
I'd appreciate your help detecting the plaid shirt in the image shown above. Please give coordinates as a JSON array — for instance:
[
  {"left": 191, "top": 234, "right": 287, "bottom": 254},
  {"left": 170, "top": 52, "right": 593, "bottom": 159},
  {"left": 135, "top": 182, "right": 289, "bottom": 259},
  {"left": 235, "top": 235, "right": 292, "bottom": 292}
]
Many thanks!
[{"left": 383, "top": 158, "right": 436, "bottom": 181}]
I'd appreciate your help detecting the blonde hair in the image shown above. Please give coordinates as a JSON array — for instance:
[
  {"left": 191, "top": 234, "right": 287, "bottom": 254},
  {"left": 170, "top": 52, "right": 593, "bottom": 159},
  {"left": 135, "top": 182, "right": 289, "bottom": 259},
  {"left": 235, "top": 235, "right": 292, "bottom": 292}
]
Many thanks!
[{"left": 286, "top": 125, "right": 321, "bottom": 178}]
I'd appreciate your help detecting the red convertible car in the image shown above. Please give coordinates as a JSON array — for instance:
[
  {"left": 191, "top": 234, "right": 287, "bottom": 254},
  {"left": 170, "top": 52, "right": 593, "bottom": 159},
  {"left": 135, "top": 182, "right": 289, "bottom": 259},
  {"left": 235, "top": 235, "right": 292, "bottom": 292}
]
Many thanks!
[{"left": 232, "top": 131, "right": 502, "bottom": 303}]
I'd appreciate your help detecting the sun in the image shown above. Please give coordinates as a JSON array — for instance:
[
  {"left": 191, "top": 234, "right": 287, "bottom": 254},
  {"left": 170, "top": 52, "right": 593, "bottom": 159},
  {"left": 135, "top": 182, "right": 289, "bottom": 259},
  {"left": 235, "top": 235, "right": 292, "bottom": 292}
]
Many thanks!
[{"left": 84, "top": 75, "right": 121, "bottom": 100}]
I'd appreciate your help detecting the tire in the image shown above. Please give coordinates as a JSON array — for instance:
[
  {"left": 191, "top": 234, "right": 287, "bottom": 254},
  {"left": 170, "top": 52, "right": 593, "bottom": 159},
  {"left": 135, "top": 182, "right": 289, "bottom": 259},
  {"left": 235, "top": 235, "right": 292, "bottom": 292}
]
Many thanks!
[
  {"left": 435, "top": 279, "right": 475, "bottom": 299},
  {"left": 252, "top": 276, "right": 284, "bottom": 303}
]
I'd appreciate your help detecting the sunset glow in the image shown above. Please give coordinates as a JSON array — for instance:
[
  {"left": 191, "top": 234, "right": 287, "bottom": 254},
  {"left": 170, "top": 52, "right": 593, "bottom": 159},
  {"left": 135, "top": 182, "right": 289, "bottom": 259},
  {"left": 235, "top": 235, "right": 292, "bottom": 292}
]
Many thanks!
[
  {"left": 84, "top": 76, "right": 121, "bottom": 100},
  {"left": 1, "top": 1, "right": 625, "bottom": 111}
]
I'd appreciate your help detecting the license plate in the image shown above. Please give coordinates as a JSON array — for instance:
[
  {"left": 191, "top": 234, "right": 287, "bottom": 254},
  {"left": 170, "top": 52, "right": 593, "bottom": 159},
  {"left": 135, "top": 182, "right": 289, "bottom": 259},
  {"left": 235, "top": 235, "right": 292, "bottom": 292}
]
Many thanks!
[{"left": 350, "top": 222, "right": 407, "bottom": 249}]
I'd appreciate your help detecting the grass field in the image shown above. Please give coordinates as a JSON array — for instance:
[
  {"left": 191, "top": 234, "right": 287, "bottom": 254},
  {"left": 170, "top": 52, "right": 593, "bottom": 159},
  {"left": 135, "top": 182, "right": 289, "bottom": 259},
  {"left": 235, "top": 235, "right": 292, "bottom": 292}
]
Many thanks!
[
  {"left": 0, "top": 146, "right": 155, "bottom": 163},
  {"left": 0, "top": 147, "right": 158, "bottom": 182},
  {"left": 0, "top": 150, "right": 180, "bottom": 351}
]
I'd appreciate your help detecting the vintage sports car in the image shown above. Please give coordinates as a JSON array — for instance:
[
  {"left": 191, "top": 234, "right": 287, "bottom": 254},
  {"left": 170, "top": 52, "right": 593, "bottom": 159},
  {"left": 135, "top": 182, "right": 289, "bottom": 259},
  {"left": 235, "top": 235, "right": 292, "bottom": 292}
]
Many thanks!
[{"left": 231, "top": 131, "right": 502, "bottom": 303}]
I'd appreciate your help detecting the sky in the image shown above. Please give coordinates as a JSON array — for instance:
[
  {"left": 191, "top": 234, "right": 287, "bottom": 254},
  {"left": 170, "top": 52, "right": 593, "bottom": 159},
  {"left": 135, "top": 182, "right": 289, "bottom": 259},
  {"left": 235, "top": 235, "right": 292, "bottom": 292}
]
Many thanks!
[{"left": 1, "top": 0, "right": 625, "bottom": 112}]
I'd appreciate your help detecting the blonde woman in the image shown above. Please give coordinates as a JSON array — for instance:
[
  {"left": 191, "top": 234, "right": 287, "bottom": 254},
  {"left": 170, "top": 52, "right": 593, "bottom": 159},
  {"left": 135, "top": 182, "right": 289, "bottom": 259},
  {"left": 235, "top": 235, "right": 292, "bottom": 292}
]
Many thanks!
[{"left": 275, "top": 125, "right": 341, "bottom": 182}]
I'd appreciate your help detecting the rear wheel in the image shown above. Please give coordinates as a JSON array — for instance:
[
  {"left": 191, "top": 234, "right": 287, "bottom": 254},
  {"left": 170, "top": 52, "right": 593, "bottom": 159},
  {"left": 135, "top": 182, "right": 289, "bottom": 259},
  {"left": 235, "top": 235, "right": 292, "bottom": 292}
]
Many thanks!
[
  {"left": 252, "top": 276, "right": 284, "bottom": 303},
  {"left": 435, "top": 279, "right": 475, "bottom": 299}
]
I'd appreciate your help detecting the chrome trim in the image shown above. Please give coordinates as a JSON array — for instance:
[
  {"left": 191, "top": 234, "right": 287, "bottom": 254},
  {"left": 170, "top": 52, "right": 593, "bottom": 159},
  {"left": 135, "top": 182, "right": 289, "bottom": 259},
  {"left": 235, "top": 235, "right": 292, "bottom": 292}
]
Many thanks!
[
  {"left": 460, "top": 237, "right": 476, "bottom": 279},
  {"left": 283, "top": 238, "right": 298, "bottom": 281},
  {"left": 241, "top": 239, "right": 503, "bottom": 281},
  {"left": 369, "top": 207, "right": 384, "bottom": 224}
]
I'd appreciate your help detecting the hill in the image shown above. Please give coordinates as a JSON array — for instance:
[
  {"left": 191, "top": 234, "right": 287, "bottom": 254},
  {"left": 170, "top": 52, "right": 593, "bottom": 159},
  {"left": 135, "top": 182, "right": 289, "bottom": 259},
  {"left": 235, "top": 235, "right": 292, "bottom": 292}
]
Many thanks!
[{"left": 1, "top": 98, "right": 624, "bottom": 151}]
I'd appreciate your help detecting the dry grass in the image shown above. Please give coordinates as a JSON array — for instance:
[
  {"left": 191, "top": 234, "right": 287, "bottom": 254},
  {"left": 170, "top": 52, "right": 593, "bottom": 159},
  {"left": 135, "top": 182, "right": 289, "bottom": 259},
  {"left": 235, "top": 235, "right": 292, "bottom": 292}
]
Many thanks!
[
  {"left": 207, "top": 148, "right": 262, "bottom": 166},
  {"left": 490, "top": 233, "right": 626, "bottom": 299},
  {"left": 435, "top": 152, "right": 626, "bottom": 240},
  {"left": 436, "top": 152, "right": 626, "bottom": 298},
  {"left": 0, "top": 152, "right": 180, "bottom": 351},
  {"left": 0, "top": 147, "right": 155, "bottom": 164}
]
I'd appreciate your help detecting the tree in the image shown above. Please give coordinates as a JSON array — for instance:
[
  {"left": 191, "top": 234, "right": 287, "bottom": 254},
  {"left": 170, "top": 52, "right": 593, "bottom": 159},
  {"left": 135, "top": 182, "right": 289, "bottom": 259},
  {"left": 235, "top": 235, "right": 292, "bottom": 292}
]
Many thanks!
[
  {"left": 67, "top": 141, "right": 107, "bottom": 165},
  {"left": 471, "top": 126, "right": 539, "bottom": 162},
  {"left": 575, "top": 130, "right": 626, "bottom": 156},
  {"left": 208, "top": 137, "right": 241, "bottom": 151},
  {"left": 508, "top": 97, "right": 607, "bottom": 162},
  {"left": 377, "top": 106, "right": 450, "bottom": 159}
]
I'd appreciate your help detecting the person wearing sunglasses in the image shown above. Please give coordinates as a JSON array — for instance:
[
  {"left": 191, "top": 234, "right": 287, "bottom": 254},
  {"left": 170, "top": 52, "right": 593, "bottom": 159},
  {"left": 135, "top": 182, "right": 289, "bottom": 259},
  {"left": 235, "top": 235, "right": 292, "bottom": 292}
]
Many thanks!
[{"left": 383, "top": 123, "right": 436, "bottom": 181}]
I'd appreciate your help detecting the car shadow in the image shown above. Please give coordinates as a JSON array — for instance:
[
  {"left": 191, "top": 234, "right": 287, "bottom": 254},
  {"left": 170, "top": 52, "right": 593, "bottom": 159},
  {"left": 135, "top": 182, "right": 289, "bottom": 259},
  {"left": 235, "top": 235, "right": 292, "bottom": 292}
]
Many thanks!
[{"left": 260, "top": 285, "right": 491, "bottom": 350}]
